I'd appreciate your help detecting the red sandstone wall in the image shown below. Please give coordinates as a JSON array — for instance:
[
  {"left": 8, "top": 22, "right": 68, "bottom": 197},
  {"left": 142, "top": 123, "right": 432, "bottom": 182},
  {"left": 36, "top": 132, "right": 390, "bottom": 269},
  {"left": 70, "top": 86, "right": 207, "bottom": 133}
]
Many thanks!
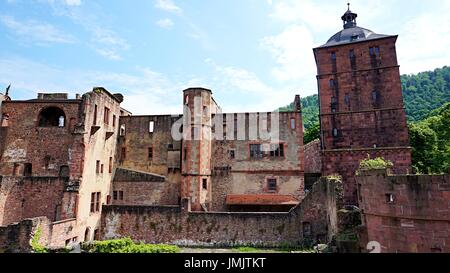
[
  {"left": 304, "top": 139, "right": 322, "bottom": 174},
  {"left": 0, "top": 101, "right": 82, "bottom": 177},
  {"left": 0, "top": 176, "right": 72, "bottom": 225},
  {"left": 357, "top": 170, "right": 450, "bottom": 253},
  {"left": 101, "top": 178, "right": 339, "bottom": 247},
  {"left": 315, "top": 36, "right": 412, "bottom": 205}
]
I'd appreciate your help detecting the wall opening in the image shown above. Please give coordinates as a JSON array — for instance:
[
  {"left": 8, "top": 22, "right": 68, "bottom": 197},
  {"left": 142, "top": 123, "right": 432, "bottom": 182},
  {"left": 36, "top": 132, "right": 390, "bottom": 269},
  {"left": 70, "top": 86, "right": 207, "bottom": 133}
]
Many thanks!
[
  {"left": 38, "top": 107, "right": 66, "bottom": 127},
  {"left": 23, "top": 163, "right": 32, "bottom": 176},
  {"left": 59, "top": 165, "right": 70, "bottom": 177}
]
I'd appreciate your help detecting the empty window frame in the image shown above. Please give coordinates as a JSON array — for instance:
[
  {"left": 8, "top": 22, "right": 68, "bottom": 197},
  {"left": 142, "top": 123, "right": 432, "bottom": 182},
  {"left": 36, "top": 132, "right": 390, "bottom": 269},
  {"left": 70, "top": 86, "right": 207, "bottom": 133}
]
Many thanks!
[
  {"left": 90, "top": 192, "right": 101, "bottom": 213},
  {"left": 270, "top": 144, "right": 285, "bottom": 158},
  {"left": 267, "top": 178, "right": 277, "bottom": 192},
  {"left": 290, "top": 118, "right": 296, "bottom": 130},
  {"left": 369, "top": 46, "right": 380, "bottom": 57},
  {"left": 149, "top": 121, "right": 155, "bottom": 133},
  {"left": 250, "top": 144, "right": 263, "bottom": 159},
  {"left": 202, "top": 179, "right": 208, "bottom": 190},
  {"left": 148, "top": 147, "right": 153, "bottom": 160},
  {"left": 104, "top": 107, "right": 110, "bottom": 125}
]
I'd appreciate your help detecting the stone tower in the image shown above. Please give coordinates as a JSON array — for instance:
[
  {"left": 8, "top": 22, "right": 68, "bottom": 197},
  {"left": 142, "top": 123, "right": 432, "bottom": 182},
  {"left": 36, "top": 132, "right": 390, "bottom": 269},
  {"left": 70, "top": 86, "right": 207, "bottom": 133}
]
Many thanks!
[
  {"left": 181, "top": 88, "right": 216, "bottom": 211},
  {"left": 313, "top": 4, "right": 412, "bottom": 205}
]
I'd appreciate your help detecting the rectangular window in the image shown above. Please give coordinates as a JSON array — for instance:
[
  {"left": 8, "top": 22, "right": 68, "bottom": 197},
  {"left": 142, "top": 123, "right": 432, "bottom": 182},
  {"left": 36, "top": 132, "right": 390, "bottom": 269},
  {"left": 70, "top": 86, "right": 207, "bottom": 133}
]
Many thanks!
[
  {"left": 148, "top": 147, "right": 153, "bottom": 160},
  {"left": 250, "top": 144, "right": 263, "bottom": 159},
  {"left": 331, "top": 52, "right": 336, "bottom": 61},
  {"left": 370, "top": 46, "right": 380, "bottom": 57},
  {"left": 329, "top": 79, "right": 335, "bottom": 88},
  {"left": 112, "top": 115, "right": 116, "bottom": 127},
  {"left": 96, "top": 192, "right": 101, "bottom": 212},
  {"left": 109, "top": 157, "right": 113, "bottom": 173},
  {"left": 184, "top": 148, "right": 187, "bottom": 161},
  {"left": 202, "top": 179, "right": 208, "bottom": 190},
  {"left": 96, "top": 160, "right": 100, "bottom": 174},
  {"left": 121, "top": 147, "right": 126, "bottom": 161},
  {"left": 119, "top": 191, "right": 124, "bottom": 201},
  {"left": 229, "top": 150, "right": 235, "bottom": 159},
  {"left": 349, "top": 49, "right": 355, "bottom": 59},
  {"left": 100, "top": 164, "right": 104, "bottom": 174},
  {"left": 333, "top": 128, "right": 339, "bottom": 138},
  {"left": 113, "top": 191, "right": 118, "bottom": 200},
  {"left": 149, "top": 121, "right": 154, "bottom": 133},
  {"left": 270, "top": 144, "right": 285, "bottom": 158},
  {"left": 290, "top": 118, "right": 296, "bottom": 130},
  {"left": 267, "top": 178, "right": 277, "bottom": 192},
  {"left": 345, "top": 94, "right": 350, "bottom": 105},
  {"left": 104, "top": 107, "right": 110, "bottom": 125},
  {"left": 93, "top": 104, "right": 97, "bottom": 125},
  {"left": 120, "top": 125, "right": 126, "bottom": 136},
  {"left": 90, "top": 193, "right": 96, "bottom": 213}
]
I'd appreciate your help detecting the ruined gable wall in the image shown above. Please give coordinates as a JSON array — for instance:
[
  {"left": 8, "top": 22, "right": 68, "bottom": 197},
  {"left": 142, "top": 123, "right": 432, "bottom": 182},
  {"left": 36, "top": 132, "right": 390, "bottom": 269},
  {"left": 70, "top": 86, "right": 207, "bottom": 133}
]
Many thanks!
[{"left": 211, "top": 112, "right": 305, "bottom": 211}]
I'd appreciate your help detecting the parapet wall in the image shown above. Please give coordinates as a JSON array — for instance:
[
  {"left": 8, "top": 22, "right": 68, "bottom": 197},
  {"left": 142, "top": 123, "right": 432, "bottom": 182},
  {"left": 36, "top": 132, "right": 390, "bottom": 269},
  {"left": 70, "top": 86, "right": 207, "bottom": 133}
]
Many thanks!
[
  {"left": 101, "top": 177, "right": 341, "bottom": 247},
  {"left": 357, "top": 169, "right": 450, "bottom": 253}
]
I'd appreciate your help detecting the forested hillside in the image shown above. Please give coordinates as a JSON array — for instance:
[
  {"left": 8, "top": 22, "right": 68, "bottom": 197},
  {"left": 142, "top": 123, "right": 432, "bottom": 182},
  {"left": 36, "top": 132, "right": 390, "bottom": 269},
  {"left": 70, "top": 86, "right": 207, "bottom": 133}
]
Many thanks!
[
  {"left": 409, "top": 103, "right": 450, "bottom": 174},
  {"left": 279, "top": 66, "right": 450, "bottom": 129}
]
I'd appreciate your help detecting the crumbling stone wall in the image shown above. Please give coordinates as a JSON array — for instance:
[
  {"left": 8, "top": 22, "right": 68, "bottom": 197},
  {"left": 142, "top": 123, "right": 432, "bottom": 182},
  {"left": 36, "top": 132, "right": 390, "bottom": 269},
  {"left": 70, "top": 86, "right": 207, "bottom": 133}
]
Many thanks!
[
  {"left": 0, "top": 216, "right": 78, "bottom": 252},
  {"left": 0, "top": 176, "right": 74, "bottom": 226},
  {"left": 112, "top": 168, "right": 180, "bottom": 206},
  {"left": 101, "top": 177, "right": 339, "bottom": 247},
  {"left": 357, "top": 169, "right": 450, "bottom": 253}
]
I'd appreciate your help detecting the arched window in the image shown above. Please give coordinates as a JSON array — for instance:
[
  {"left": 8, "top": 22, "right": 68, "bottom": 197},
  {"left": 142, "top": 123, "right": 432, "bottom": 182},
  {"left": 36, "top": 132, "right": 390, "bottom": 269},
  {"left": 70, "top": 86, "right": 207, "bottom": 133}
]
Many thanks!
[
  {"left": 84, "top": 227, "right": 91, "bottom": 242},
  {"left": 38, "top": 107, "right": 66, "bottom": 127}
]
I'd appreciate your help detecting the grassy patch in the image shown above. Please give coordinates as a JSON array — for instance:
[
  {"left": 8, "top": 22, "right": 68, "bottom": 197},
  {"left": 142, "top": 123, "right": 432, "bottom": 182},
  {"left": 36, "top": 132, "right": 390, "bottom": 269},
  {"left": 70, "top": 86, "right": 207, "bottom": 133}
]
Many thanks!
[{"left": 82, "top": 238, "right": 180, "bottom": 253}]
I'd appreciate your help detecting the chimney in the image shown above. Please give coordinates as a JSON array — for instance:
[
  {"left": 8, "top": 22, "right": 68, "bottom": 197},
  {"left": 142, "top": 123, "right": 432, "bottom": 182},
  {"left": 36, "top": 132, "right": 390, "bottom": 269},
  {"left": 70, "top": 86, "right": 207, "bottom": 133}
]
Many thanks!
[
  {"left": 294, "top": 95, "right": 302, "bottom": 112},
  {"left": 75, "top": 94, "right": 81, "bottom": 100}
]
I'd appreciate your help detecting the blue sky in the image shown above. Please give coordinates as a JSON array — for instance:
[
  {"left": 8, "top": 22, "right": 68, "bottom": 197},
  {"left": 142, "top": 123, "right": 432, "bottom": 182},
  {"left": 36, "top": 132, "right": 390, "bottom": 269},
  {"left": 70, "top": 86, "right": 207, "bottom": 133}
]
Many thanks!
[{"left": 1, "top": 0, "right": 450, "bottom": 114}]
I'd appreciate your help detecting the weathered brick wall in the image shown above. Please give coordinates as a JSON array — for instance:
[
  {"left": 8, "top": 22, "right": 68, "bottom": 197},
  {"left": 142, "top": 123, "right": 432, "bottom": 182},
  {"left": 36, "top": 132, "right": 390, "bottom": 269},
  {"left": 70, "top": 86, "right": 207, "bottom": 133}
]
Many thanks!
[
  {"left": 0, "top": 176, "right": 71, "bottom": 226},
  {"left": 101, "top": 178, "right": 339, "bottom": 247},
  {"left": 304, "top": 139, "right": 322, "bottom": 174},
  {"left": 357, "top": 170, "right": 450, "bottom": 253},
  {"left": 0, "top": 100, "right": 83, "bottom": 177}
]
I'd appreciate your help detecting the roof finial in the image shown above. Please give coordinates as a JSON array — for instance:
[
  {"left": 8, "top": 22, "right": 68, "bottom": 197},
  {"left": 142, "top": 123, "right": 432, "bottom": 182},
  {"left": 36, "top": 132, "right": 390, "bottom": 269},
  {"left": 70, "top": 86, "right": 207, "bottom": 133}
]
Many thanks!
[{"left": 347, "top": 2, "right": 350, "bottom": 11}]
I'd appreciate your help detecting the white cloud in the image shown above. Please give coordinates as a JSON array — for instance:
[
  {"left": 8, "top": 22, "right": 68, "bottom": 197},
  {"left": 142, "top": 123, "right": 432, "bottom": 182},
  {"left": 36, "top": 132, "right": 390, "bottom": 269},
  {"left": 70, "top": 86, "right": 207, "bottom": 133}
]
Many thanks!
[
  {"left": 0, "top": 56, "right": 193, "bottom": 115},
  {"left": 155, "top": 0, "right": 182, "bottom": 14},
  {"left": 397, "top": 10, "right": 450, "bottom": 74},
  {"left": 261, "top": 24, "right": 316, "bottom": 83},
  {"left": 64, "top": 0, "right": 81, "bottom": 6},
  {"left": 156, "top": 18, "right": 174, "bottom": 29},
  {"left": 0, "top": 15, "right": 76, "bottom": 45}
]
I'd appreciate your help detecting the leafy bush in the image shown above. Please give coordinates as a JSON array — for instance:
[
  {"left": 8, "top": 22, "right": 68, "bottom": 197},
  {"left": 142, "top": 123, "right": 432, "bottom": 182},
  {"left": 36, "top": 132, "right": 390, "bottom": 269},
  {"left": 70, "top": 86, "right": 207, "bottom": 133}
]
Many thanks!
[
  {"left": 31, "top": 225, "right": 48, "bottom": 253},
  {"left": 82, "top": 238, "right": 179, "bottom": 253},
  {"left": 359, "top": 156, "right": 393, "bottom": 170}
]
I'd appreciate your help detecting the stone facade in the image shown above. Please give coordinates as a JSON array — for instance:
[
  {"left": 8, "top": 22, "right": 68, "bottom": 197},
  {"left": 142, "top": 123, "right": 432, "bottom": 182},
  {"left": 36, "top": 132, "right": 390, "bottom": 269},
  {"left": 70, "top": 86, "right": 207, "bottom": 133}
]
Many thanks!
[
  {"left": 314, "top": 11, "right": 412, "bottom": 205},
  {"left": 0, "top": 88, "right": 123, "bottom": 248},
  {"left": 357, "top": 169, "right": 450, "bottom": 253}
]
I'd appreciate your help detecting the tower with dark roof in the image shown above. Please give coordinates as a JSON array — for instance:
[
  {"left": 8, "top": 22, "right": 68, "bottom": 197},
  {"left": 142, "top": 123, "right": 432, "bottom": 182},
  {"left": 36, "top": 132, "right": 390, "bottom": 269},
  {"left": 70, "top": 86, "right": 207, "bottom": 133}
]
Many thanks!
[{"left": 313, "top": 4, "right": 412, "bottom": 205}]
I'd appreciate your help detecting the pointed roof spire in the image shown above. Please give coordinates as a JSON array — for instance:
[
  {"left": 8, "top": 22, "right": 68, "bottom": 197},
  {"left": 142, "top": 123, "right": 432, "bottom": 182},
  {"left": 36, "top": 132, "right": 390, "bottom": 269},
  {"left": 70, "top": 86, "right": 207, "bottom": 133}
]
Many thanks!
[{"left": 341, "top": 2, "right": 357, "bottom": 29}]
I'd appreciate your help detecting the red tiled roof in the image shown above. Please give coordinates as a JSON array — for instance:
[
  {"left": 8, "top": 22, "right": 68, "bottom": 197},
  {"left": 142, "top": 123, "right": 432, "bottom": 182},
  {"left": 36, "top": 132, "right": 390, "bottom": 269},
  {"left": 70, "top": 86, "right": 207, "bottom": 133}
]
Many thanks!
[{"left": 225, "top": 194, "right": 299, "bottom": 206}]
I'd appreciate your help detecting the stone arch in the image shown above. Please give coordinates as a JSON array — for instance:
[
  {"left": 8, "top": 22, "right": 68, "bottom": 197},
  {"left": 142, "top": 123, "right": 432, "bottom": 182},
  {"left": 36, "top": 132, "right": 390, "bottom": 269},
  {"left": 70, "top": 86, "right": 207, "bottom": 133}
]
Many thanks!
[{"left": 38, "top": 107, "right": 66, "bottom": 127}]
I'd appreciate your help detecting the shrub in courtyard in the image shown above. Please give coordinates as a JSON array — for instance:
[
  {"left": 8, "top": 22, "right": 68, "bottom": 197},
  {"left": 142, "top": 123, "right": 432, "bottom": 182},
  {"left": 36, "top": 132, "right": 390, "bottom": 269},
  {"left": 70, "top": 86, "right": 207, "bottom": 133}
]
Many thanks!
[{"left": 82, "top": 238, "right": 179, "bottom": 253}]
